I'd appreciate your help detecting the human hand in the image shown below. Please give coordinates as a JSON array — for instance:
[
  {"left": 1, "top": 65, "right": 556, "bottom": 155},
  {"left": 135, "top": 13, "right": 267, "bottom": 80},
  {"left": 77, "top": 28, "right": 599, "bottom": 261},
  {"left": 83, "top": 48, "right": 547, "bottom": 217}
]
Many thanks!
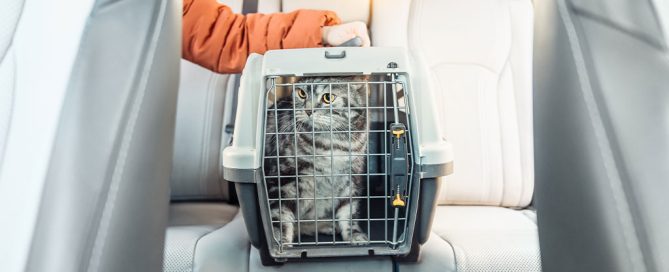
[{"left": 322, "top": 21, "right": 371, "bottom": 47}]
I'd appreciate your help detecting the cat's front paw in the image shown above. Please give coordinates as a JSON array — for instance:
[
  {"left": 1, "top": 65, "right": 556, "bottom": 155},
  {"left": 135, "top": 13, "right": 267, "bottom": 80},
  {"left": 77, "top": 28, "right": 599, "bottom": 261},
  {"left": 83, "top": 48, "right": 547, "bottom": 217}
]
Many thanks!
[
  {"left": 349, "top": 232, "right": 369, "bottom": 245},
  {"left": 273, "top": 228, "right": 294, "bottom": 247}
]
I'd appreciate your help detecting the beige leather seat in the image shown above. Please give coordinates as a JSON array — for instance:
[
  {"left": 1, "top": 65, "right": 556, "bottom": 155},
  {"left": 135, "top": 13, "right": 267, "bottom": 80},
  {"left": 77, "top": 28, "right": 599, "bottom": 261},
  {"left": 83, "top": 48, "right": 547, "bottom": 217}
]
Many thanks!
[{"left": 372, "top": 0, "right": 542, "bottom": 271}]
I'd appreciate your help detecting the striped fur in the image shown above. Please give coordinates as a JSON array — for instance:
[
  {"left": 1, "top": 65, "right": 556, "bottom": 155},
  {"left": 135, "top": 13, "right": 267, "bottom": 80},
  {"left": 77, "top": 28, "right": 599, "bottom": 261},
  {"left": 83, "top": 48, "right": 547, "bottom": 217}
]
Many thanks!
[{"left": 264, "top": 77, "right": 369, "bottom": 245}]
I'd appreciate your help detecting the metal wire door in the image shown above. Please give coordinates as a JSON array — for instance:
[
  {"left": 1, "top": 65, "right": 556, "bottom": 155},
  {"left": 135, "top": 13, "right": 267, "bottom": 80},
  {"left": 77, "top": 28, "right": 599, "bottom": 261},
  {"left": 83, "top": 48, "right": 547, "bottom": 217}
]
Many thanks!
[{"left": 261, "top": 74, "right": 415, "bottom": 252}]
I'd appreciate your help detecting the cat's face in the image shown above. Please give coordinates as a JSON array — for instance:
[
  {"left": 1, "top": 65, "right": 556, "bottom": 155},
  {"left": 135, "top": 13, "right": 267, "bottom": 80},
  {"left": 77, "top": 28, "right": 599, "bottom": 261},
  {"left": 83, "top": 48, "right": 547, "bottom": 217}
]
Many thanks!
[{"left": 292, "top": 77, "right": 367, "bottom": 132}]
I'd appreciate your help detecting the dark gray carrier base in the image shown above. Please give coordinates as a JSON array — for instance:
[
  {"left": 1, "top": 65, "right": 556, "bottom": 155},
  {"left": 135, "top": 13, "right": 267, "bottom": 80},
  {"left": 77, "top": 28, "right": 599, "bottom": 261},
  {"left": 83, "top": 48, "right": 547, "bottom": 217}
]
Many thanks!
[
  {"left": 235, "top": 182, "right": 281, "bottom": 266},
  {"left": 230, "top": 176, "right": 444, "bottom": 265}
]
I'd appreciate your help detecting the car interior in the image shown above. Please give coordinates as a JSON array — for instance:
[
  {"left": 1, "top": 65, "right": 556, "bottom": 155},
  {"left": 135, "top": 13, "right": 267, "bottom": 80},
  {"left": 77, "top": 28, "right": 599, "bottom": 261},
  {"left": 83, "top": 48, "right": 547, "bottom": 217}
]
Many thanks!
[{"left": 1, "top": 0, "right": 667, "bottom": 271}]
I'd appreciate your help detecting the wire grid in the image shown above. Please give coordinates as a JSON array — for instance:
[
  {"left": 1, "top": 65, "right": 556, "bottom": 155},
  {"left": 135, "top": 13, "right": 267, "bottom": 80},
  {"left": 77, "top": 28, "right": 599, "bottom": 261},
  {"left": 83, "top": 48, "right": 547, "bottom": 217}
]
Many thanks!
[{"left": 261, "top": 75, "right": 415, "bottom": 250}]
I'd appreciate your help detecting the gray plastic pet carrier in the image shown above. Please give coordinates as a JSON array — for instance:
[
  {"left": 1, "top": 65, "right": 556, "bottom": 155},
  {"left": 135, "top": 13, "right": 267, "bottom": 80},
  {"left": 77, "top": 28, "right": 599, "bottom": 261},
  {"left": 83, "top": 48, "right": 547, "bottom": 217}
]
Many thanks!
[{"left": 223, "top": 47, "right": 453, "bottom": 265}]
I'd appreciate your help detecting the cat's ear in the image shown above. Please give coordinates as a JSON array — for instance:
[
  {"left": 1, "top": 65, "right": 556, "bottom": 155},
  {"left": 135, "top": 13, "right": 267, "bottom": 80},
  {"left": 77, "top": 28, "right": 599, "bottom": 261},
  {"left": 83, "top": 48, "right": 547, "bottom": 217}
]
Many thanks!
[{"left": 349, "top": 76, "right": 370, "bottom": 94}]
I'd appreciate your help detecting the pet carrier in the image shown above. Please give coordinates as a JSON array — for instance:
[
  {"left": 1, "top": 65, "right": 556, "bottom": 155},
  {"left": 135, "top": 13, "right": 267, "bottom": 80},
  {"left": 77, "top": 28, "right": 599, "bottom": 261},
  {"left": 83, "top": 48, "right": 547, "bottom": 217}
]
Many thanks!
[{"left": 223, "top": 47, "right": 453, "bottom": 265}]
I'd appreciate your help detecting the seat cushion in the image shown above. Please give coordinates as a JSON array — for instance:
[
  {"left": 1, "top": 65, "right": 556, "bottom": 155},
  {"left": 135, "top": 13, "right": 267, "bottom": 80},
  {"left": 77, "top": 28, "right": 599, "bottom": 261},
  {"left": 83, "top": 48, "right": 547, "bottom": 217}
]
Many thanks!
[
  {"left": 247, "top": 249, "right": 394, "bottom": 272},
  {"left": 163, "top": 202, "right": 395, "bottom": 272},
  {"left": 163, "top": 203, "right": 242, "bottom": 272},
  {"left": 401, "top": 206, "right": 541, "bottom": 271}
]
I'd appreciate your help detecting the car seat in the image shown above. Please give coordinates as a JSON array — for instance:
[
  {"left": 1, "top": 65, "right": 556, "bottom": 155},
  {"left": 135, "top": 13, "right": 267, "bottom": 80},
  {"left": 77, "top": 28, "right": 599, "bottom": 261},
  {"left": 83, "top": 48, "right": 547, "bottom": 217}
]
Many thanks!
[
  {"left": 534, "top": 0, "right": 669, "bottom": 271},
  {"left": 0, "top": 0, "right": 180, "bottom": 271},
  {"left": 372, "top": 0, "right": 542, "bottom": 271}
]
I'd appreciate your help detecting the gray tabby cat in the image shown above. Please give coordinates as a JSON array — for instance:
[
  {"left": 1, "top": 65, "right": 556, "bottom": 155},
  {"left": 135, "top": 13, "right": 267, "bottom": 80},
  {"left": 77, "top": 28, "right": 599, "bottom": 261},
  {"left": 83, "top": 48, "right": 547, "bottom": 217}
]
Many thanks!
[{"left": 264, "top": 76, "right": 369, "bottom": 246}]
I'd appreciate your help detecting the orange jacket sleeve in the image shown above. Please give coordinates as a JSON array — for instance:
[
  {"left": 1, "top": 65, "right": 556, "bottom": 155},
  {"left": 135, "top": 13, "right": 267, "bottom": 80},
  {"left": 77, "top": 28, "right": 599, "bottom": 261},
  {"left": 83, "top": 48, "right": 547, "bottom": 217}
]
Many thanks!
[{"left": 183, "top": 0, "right": 341, "bottom": 74}]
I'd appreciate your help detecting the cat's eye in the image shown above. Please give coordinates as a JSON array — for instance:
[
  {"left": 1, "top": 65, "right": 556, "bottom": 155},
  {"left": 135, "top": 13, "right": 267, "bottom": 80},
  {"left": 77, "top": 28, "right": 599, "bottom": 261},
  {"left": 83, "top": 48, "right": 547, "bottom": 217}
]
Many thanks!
[
  {"left": 296, "top": 89, "right": 307, "bottom": 99},
  {"left": 321, "top": 93, "right": 336, "bottom": 104}
]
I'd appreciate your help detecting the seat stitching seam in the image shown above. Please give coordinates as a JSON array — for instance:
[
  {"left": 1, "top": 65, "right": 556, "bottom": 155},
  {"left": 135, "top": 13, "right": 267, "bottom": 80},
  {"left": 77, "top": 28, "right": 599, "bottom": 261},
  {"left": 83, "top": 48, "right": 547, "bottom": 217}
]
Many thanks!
[
  {"left": 558, "top": 0, "right": 645, "bottom": 270},
  {"left": 507, "top": 2, "right": 524, "bottom": 209},
  {"left": 506, "top": 2, "right": 527, "bottom": 209},
  {"left": 211, "top": 75, "right": 229, "bottom": 198},
  {"left": 572, "top": 5, "right": 665, "bottom": 50},
  {"left": 0, "top": 0, "right": 26, "bottom": 63},
  {"left": 518, "top": 209, "right": 538, "bottom": 226},
  {"left": 198, "top": 73, "right": 217, "bottom": 194},
  {"left": 190, "top": 223, "right": 229, "bottom": 271},
  {"left": 86, "top": 1, "right": 168, "bottom": 270},
  {"left": 0, "top": 52, "right": 17, "bottom": 175},
  {"left": 498, "top": 16, "right": 511, "bottom": 207},
  {"left": 434, "top": 232, "right": 460, "bottom": 271}
]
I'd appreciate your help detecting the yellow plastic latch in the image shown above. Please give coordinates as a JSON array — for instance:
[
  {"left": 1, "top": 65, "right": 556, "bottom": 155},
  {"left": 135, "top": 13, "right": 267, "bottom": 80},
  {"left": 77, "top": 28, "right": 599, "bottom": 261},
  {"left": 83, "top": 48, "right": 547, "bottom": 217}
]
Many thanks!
[
  {"left": 392, "top": 193, "right": 405, "bottom": 207},
  {"left": 392, "top": 128, "right": 404, "bottom": 138}
]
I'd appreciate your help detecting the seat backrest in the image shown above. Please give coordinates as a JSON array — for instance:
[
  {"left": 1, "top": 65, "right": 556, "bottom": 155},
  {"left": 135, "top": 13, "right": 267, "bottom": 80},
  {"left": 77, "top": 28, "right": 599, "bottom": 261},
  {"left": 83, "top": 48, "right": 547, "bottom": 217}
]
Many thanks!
[
  {"left": 170, "top": 0, "right": 281, "bottom": 201},
  {"left": 374, "top": 0, "right": 534, "bottom": 208},
  {"left": 170, "top": 0, "right": 370, "bottom": 202},
  {"left": 0, "top": 0, "right": 180, "bottom": 271},
  {"left": 534, "top": 0, "right": 669, "bottom": 271},
  {"left": 171, "top": 0, "right": 285, "bottom": 202},
  {"left": 171, "top": 59, "right": 236, "bottom": 201}
]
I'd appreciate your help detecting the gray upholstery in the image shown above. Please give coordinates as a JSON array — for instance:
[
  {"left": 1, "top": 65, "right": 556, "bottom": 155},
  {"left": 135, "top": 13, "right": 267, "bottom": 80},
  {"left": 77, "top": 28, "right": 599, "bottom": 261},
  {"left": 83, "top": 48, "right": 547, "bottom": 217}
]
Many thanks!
[
  {"left": 168, "top": 203, "right": 239, "bottom": 227},
  {"left": 163, "top": 203, "right": 394, "bottom": 272},
  {"left": 164, "top": 1, "right": 254, "bottom": 271},
  {"left": 248, "top": 251, "right": 393, "bottom": 272},
  {"left": 169, "top": 0, "right": 256, "bottom": 201},
  {"left": 170, "top": 60, "right": 235, "bottom": 201},
  {"left": 0, "top": 0, "right": 180, "bottom": 271},
  {"left": 164, "top": 203, "right": 241, "bottom": 272},
  {"left": 0, "top": 0, "right": 23, "bottom": 59},
  {"left": 570, "top": 0, "right": 666, "bottom": 48},
  {"left": 534, "top": 0, "right": 669, "bottom": 271}
]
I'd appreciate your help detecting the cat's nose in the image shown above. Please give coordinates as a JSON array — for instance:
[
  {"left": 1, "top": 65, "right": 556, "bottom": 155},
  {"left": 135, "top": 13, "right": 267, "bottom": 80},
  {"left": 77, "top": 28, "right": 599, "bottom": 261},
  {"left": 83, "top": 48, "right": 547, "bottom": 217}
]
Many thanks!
[{"left": 305, "top": 110, "right": 312, "bottom": 116}]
